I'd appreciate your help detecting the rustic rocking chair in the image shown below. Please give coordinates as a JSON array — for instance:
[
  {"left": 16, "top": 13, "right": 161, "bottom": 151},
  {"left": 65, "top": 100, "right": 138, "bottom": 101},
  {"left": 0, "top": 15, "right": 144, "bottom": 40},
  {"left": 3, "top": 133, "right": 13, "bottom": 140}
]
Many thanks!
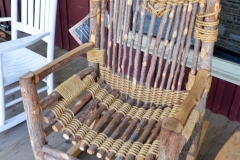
[{"left": 20, "top": 0, "right": 220, "bottom": 159}]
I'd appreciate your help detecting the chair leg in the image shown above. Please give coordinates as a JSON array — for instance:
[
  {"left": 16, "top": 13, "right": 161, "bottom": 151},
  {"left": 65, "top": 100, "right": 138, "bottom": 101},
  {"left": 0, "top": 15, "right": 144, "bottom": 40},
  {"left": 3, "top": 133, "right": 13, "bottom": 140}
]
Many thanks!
[
  {"left": 19, "top": 72, "right": 45, "bottom": 160},
  {"left": 47, "top": 73, "right": 54, "bottom": 94},
  {"left": 0, "top": 55, "right": 5, "bottom": 127}
]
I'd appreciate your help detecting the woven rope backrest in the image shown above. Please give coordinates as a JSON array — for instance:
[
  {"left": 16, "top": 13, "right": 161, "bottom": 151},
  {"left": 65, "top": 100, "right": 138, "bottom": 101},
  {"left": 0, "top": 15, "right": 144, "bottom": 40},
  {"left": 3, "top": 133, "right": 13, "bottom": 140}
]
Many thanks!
[{"left": 94, "top": 0, "right": 219, "bottom": 104}]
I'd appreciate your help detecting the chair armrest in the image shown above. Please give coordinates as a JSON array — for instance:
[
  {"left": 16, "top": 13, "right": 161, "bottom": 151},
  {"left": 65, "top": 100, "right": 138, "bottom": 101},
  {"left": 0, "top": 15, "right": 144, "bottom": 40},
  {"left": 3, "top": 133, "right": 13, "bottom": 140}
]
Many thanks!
[
  {"left": 34, "top": 42, "right": 94, "bottom": 83},
  {"left": 0, "top": 32, "right": 49, "bottom": 54},
  {"left": 0, "top": 17, "right": 11, "bottom": 22},
  {"left": 162, "top": 69, "right": 210, "bottom": 133}
]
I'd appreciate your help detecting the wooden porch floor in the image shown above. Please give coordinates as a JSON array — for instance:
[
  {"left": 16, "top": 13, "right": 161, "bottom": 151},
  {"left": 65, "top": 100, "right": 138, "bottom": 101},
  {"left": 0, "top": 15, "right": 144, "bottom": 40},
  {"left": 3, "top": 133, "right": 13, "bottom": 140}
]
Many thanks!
[{"left": 0, "top": 37, "right": 239, "bottom": 160}]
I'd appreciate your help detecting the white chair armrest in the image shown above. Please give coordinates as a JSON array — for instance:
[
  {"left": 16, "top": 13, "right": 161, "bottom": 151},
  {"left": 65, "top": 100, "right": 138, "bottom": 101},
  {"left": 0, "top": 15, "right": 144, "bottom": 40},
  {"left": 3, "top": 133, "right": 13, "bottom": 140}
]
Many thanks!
[
  {"left": 0, "top": 17, "right": 12, "bottom": 22},
  {"left": 0, "top": 32, "right": 50, "bottom": 54}
]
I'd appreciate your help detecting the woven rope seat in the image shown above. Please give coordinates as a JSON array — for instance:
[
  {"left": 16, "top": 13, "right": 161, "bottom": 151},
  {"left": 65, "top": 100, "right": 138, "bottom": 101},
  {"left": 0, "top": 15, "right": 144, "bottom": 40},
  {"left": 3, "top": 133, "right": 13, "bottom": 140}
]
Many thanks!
[{"left": 19, "top": 0, "right": 221, "bottom": 160}]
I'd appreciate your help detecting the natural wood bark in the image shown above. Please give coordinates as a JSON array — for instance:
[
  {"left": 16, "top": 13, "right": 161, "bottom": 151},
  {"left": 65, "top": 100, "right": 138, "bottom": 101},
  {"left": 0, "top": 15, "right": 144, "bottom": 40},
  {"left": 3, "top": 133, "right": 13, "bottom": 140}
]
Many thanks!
[
  {"left": 115, "top": 105, "right": 158, "bottom": 160},
  {"left": 121, "top": 0, "right": 131, "bottom": 78},
  {"left": 87, "top": 97, "right": 126, "bottom": 154},
  {"left": 42, "top": 145, "right": 78, "bottom": 160},
  {"left": 112, "top": 0, "right": 120, "bottom": 73},
  {"left": 72, "top": 90, "right": 118, "bottom": 144},
  {"left": 106, "top": 0, "right": 114, "bottom": 68},
  {"left": 158, "top": 128, "right": 182, "bottom": 160},
  {"left": 44, "top": 120, "right": 56, "bottom": 137},
  {"left": 103, "top": 104, "right": 149, "bottom": 160},
  {"left": 34, "top": 42, "right": 94, "bottom": 83},
  {"left": 89, "top": 0, "right": 101, "bottom": 73},
  {"left": 19, "top": 72, "right": 45, "bottom": 160},
  {"left": 200, "top": 0, "right": 220, "bottom": 71},
  {"left": 100, "top": 0, "right": 107, "bottom": 50}
]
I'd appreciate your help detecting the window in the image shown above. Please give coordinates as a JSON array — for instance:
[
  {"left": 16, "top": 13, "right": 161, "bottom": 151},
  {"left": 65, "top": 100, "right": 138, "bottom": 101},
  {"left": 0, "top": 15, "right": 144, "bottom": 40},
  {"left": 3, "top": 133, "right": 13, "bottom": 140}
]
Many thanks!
[{"left": 125, "top": 0, "right": 240, "bottom": 85}]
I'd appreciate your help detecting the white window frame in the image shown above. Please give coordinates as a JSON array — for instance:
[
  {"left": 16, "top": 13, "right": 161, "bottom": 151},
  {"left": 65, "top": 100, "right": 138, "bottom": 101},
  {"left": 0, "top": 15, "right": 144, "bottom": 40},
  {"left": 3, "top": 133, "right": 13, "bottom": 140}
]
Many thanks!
[{"left": 123, "top": 31, "right": 240, "bottom": 85}]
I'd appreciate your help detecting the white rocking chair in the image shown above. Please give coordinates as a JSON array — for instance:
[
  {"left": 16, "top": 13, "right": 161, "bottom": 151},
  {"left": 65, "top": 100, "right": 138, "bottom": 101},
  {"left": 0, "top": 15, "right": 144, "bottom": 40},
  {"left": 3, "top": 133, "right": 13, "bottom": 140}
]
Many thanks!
[{"left": 0, "top": 0, "right": 58, "bottom": 132}]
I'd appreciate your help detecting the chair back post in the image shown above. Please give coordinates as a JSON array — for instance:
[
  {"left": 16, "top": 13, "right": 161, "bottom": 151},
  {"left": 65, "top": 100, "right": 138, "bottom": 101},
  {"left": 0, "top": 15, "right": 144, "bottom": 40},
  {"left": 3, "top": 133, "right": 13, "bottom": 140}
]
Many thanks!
[
  {"left": 89, "top": 0, "right": 101, "bottom": 74},
  {"left": 11, "top": 0, "right": 18, "bottom": 40},
  {"left": 19, "top": 72, "right": 45, "bottom": 160},
  {"left": 200, "top": 0, "right": 220, "bottom": 71}
]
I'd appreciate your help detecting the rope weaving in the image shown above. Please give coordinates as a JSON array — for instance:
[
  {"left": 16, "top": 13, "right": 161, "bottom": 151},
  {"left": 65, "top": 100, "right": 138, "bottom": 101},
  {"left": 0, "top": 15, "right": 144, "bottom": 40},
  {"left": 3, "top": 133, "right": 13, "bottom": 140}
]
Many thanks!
[
  {"left": 95, "top": 88, "right": 108, "bottom": 101},
  {"left": 56, "top": 110, "right": 74, "bottom": 127},
  {"left": 75, "top": 124, "right": 90, "bottom": 139},
  {"left": 137, "top": 143, "right": 151, "bottom": 158},
  {"left": 62, "top": 118, "right": 82, "bottom": 137},
  {"left": 87, "top": 48, "right": 105, "bottom": 65},
  {"left": 86, "top": 82, "right": 101, "bottom": 98},
  {"left": 194, "top": 6, "right": 221, "bottom": 42},
  {"left": 116, "top": 142, "right": 132, "bottom": 158},
  {"left": 147, "top": 140, "right": 159, "bottom": 157},
  {"left": 109, "top": 99, "right": 124, "bottom": 111},
  {"left": 99, "top": 94, "right": 116, "bottom": 109},
  {"left": 100, "top": 66, "right": 191, "bottom": 106},
  {"left": 109, "top": 139, "right": 125, "bottom": 154},
  {"left": 128, "top": 141, "right": 143, "bottom": 157},
  {"left": 133, "top": 108, "right": 146, "bottom": 120},
  {"left": 186, "top": 73, "right": 196, "bottom": 91},
  {"left": 82, "top": 129, "right": 98, "bottom": 146},
  {"left": 182, "top": 109, "right": 200, "bottom": 141},
  {"left": 117, "top": 103, "right": 132, "bottom": 116},
  {"left": 99, "top": 137, "right": 114, "bottom": 152},
  {"left": 51, "top": 74, "right": 94, "bottom": 117},
  {"left": 90, "top": 133, "right": 109, "bottom": 147}
]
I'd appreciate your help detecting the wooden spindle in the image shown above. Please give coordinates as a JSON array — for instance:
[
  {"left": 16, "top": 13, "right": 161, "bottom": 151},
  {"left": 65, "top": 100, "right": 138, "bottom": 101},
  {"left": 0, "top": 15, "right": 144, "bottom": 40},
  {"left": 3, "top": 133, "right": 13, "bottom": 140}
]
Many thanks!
[
  {"left": 159, "top": 3, "right": 183, "bottom": 90},
  {"left": 89, "top": 0, "right": 101, "bottom": 73},
  {"left": 117, "top": 0, "right": 127, "bottom": 74},
  {"left": 172, "top": 1, "right": 194, "bottom": 91},
  {"left": 165, "top": 1, "right": 188, "bottom": 91},
  {"left": 112, "top": 0, "right": 121, "bottom": 73},
  {"left": 154, "top": 2, "right": 177, "bottom": 88},
  {"left": 146, "top": 3, "right": 172, "bottom": 88},
  {"left": 126, "top": 0, "right": 141, "bottom": 80},
  {"left": 132, "top": 1, "right": 147, "bottom": 87},
  {"left": 121, "top": 0, "right": 133, "bottom": 78},
  {"left": 191, "top": 2, "right": 207, "bottom": 74},
  {"left": 107, "top": 0, "right": 114, "bottom": 68},
  {"left": 176, "top": 2, "right": 198, "bottom": 91}
]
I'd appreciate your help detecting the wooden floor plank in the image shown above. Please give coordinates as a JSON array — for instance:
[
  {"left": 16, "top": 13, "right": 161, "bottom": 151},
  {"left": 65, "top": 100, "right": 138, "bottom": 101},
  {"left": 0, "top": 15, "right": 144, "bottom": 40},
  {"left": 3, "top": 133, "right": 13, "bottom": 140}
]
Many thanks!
[
  {"left": 202, "top": 121, "right": 240, "bottom": 160},
  {"left": 197, "top": 112, "right": 230, "bottom": 160}
]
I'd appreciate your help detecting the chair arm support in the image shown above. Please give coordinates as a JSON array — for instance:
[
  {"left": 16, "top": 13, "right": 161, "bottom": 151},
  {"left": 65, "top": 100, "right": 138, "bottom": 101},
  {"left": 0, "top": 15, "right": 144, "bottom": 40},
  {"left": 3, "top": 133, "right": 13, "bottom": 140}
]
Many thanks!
[
  {"left": 0, "top": 32, "right": 50, "bottom": 54},
  {"left": 162, "top": 69, "right": 211, "bottom": 133},
  {"left": 34, "top": 42, "right": 94, "bottom": 83}
]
